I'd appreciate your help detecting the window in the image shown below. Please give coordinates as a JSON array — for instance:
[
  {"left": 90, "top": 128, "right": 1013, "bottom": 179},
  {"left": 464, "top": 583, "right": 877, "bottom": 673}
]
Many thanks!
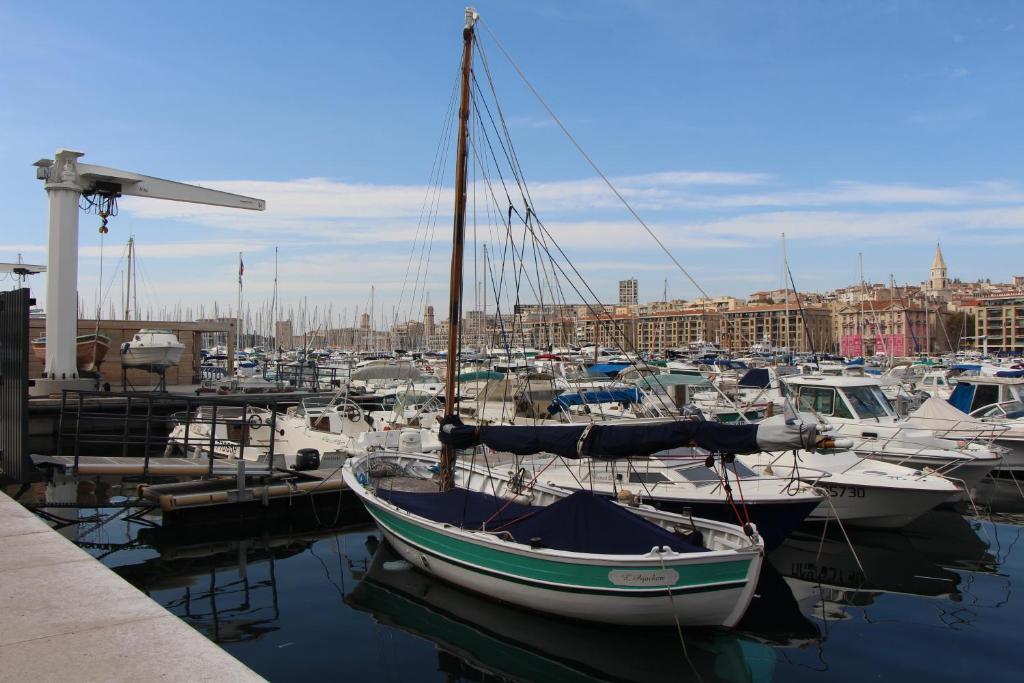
[
  {"left": 628, "top": 471, "right": 670, "bottom": 484},
  {"left": 971, "top": 384, "right": 1000, "bottom": 412},
  {"left": 798, "top": 387, "right": 836, "bottom": 414},
  {"left": 842, "top": 386, "right": 892, "bottom": 419}
]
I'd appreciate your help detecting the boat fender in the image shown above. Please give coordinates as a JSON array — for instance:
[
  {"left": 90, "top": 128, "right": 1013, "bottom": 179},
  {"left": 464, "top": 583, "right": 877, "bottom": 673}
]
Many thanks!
[
  {"left": 616, "top": 489, "right": 638, "bottom": 506},
  {"left": 503, "top": 492, "right": 533, "bottom": 505}
]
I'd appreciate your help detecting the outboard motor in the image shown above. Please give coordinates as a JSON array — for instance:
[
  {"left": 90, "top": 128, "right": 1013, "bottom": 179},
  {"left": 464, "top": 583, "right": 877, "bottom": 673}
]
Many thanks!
[{"left": 294, "top": 448, "right": 321, "bottom": 471}]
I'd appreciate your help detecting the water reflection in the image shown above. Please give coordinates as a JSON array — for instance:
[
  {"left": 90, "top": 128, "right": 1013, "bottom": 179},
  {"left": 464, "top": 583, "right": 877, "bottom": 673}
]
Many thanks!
[
  {"left": 771, "top": 509, "right": 999, "bottom": 621},
  {"left": 348, "top": 538, "right": 782, "bottom": 683},
  {"left": 70, "top": 506, "right": 1022, "bottom": 682}
]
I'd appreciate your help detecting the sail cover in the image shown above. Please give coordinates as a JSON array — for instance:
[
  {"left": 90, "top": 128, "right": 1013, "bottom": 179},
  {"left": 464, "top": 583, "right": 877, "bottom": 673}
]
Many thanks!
[{"left": 440, "top": 416, "right": 818, "bottom": 458}]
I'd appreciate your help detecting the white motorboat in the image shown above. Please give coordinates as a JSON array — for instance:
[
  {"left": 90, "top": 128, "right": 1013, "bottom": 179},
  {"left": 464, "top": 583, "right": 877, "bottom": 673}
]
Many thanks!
[
  {"left": 738, "top": 418, "right": 961, "bottom": 528},
  {"left": 166, "top": 395, "right": 371, "bottom": 469},
  {"left": 120, "top": 329, "right": 185, "bottom": 371},
  {"left": 512, "top": 452, "right": 824, "bottom": 550},
  {"left": 783, "top": 375, "right": 1002, "bottom": 492}
]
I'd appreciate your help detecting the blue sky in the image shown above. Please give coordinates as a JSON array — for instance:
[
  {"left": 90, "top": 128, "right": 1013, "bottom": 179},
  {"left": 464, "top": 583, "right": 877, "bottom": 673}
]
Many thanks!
[{"left": 1, "top": 1, "right": 1022, "bottom": 325}]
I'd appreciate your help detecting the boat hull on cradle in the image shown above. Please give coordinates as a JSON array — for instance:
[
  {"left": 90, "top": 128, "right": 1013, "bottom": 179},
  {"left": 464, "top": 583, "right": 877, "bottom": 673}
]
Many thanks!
[
  {"left": 121, "top": 345, "right": 184, "bottom": 371},
  {"left": 32, "top": 333, "right": 111, "bottom": 374},
  {"left": 355, "top": 488, "right": 761, "bottom": 627}
]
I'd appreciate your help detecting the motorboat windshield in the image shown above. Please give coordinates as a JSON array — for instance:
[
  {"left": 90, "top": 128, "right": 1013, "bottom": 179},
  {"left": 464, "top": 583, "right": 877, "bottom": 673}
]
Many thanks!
[{"left": 840, "top": 385, "right": 895, "bottom": 419}]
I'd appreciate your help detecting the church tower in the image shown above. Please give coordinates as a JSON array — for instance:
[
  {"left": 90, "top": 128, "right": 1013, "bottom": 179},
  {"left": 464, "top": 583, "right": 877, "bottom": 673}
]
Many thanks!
[
  {"left": 929, "top": 243, "right": 948, "bottom": 293},
  {"left": 423, "top": 304, "right": 435, "bottom": 339}
]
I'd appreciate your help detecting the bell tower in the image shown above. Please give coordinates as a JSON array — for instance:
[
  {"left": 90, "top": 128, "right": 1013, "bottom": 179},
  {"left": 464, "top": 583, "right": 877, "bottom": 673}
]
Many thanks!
[{"left": 929, "top": 243, "right": 948, "bottom": 293}]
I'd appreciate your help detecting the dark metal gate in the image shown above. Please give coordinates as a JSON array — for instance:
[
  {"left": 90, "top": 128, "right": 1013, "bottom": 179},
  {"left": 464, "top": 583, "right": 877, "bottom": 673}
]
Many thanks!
[{"left": 0, "top": 288, "right": 32, "bottom": 484}]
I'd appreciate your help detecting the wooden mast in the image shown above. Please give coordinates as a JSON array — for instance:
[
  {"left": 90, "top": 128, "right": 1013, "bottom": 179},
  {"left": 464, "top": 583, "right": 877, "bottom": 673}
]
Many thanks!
[{"left": 440, "top": 7, "right": 478, "bottom": 492}]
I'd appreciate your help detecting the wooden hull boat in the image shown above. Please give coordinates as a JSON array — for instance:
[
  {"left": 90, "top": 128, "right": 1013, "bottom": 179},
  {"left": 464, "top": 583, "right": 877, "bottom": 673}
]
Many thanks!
[{"left": 31, "top": 333, "right": 111, "bottom": 373}]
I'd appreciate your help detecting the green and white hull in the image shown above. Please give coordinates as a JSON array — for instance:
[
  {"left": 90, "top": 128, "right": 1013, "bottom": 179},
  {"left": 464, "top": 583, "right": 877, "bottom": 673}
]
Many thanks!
[{"left": 343, "top": 454, "right": 763, "bottom": 627}]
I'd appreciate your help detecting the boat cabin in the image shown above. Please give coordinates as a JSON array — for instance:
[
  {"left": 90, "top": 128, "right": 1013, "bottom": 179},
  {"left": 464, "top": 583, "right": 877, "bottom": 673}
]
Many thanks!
[
  {"left": 784, "top": 375, "right": 897, "bottom": 422},
  {"left": 948, "top": 376, "right": 1024, "bottom": 417}
]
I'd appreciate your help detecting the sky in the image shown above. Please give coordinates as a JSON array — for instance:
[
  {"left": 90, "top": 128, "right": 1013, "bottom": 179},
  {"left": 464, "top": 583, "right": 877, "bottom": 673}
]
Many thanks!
[{"left": 1, "top": 0, "right": 1022, "bottom": 327}]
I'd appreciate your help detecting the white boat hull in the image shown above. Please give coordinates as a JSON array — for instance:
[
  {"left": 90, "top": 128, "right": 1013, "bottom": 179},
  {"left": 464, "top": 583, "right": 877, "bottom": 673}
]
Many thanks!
[
  {"left": 804, "top": 483, "right": 956, "bottom": 528},
  {"left": 121, "top": 344, "right": 184, "bottom": 371}
]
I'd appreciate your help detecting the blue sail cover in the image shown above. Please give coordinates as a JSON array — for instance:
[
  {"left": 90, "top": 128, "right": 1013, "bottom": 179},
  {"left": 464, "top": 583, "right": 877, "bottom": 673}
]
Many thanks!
[
  {"left": 548, "top": 388, "right": 642, "bottom": 414},
  {"left": 995, "top": 370, "right": 1024, "bottom": 378},
  {"left": 441, "top": 419, "right": 761, "bottom": 458},
  {"left": 586, "top": 363, "right": 631, "bottom": 377}
]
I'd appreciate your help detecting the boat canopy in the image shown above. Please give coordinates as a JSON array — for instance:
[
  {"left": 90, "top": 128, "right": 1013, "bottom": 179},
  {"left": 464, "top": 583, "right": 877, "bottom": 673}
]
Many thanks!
[
  {"left": 547, "top": 388, "right": 642, "bottom": 414},
  {"left": 586, "top": 363, "right": 632, "bottom": 377},
  {"left": 633, "top": 374, "right": 711, "bottom": 389},
  {"left": 737, "top": 368, "right": 770, "bottom": 388},
  {"left": 951, "top": 364, "right": 982, "bottom": 372},
  {"left": 439, "top": 415, "right": 819, "bottom": 458},
  {"left": 350, "top": 364, "right": 424, "bottom": 381},
  {"left": 456, "top": 370, "right": 504, "bottom": 382},
  {"left": 948, "top": 383, "right": 975, "bottom": 413}
]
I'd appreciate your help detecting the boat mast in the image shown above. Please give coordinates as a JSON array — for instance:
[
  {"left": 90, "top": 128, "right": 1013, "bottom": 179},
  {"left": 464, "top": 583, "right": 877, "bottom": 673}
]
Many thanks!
[
  {"left": 440, "top": 6, "right": 478, "bottom": 492},
  {"left": 782, "top": 232, "right": 789, "bottom": 358},
  {"left": 858, "top": 252, "right": 866, "bottom": 358},
  {"left": 124, "top": 237, "right": 133, "bottom": 319},
  {"left": 272, "top": 246, "right": 279, "bottom": 355},
  {"left": 237, "top": 251, "right": 244, "bottom": 352}
]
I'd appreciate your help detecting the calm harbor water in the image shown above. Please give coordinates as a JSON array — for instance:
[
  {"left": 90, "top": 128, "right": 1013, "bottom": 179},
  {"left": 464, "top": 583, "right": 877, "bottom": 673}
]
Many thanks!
[{"left": 68, "top": 500, "right": 1023, "bottom": 683}]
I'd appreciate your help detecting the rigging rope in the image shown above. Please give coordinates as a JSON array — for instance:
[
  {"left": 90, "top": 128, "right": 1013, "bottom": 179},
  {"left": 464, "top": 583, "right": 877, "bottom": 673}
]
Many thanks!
[{"left": 478, "top": 20, "right": 714, "bottom": 303}]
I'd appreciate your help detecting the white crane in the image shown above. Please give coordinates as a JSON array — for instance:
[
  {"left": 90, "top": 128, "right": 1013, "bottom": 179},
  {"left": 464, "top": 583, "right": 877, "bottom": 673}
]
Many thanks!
[{"left": 30, "top": 148, "right": 265, "bottom": 396}]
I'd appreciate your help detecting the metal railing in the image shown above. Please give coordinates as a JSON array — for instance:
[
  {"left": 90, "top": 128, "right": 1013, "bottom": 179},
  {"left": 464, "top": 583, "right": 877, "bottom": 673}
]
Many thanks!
[{"left": 57, "top": 389, "right": 326, "bottom": 476}]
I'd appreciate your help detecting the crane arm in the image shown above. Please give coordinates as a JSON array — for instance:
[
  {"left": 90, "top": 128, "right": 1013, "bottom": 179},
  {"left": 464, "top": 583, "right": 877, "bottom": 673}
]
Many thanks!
[{"left": 76, "top": 163, "right": 265, "bottom": 211}]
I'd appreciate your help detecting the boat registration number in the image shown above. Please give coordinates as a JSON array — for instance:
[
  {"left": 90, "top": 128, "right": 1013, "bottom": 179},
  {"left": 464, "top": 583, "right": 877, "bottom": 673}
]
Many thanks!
[{"left": 825, "top": 485, "right": 866, "bottom": 498}]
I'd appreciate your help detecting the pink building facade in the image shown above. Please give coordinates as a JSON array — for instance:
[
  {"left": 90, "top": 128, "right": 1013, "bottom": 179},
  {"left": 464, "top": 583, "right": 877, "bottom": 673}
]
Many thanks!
[{"left": 838, "top": 304, "right": 928, "bottom": 357}]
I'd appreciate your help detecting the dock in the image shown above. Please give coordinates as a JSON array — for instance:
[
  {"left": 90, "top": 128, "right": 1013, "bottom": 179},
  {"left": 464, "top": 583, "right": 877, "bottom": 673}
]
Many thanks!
[{"left": 0, "top": 490, "right": 264, "bottom": 681}]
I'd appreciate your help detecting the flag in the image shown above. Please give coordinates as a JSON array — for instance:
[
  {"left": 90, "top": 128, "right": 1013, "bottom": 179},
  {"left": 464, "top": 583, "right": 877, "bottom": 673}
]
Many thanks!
[{"left": 238, "top": 253, "right": 244, "bottom": 285}]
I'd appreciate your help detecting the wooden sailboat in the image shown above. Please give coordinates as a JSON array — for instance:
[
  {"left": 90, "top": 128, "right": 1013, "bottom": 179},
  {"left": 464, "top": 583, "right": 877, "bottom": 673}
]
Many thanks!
[{"left": 342, "top": 7, "right": 832, "bottom": 627}]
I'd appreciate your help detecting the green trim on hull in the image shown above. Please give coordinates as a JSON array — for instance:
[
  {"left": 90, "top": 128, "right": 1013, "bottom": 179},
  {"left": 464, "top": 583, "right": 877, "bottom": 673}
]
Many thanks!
[{"left": 368, "top": 501, "right": 752, "bottom": 595}]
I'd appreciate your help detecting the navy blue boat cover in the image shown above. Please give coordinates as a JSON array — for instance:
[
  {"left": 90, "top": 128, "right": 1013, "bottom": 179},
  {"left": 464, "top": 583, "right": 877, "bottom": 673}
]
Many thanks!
[
  {"left": 377, "top": 486, "right": 536, "bottom": 529},
  {"left": 502, "top": 490, "right": 705, "bottom": 554},
  {"left": 379, "top": 487, "right": 704, "bottom": 554},
  {"left": 737, "top": 368, "right": 770, "bottom": 388},
  {"left": 440, "top": 418, "right": 760, "bottom": 458}
]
